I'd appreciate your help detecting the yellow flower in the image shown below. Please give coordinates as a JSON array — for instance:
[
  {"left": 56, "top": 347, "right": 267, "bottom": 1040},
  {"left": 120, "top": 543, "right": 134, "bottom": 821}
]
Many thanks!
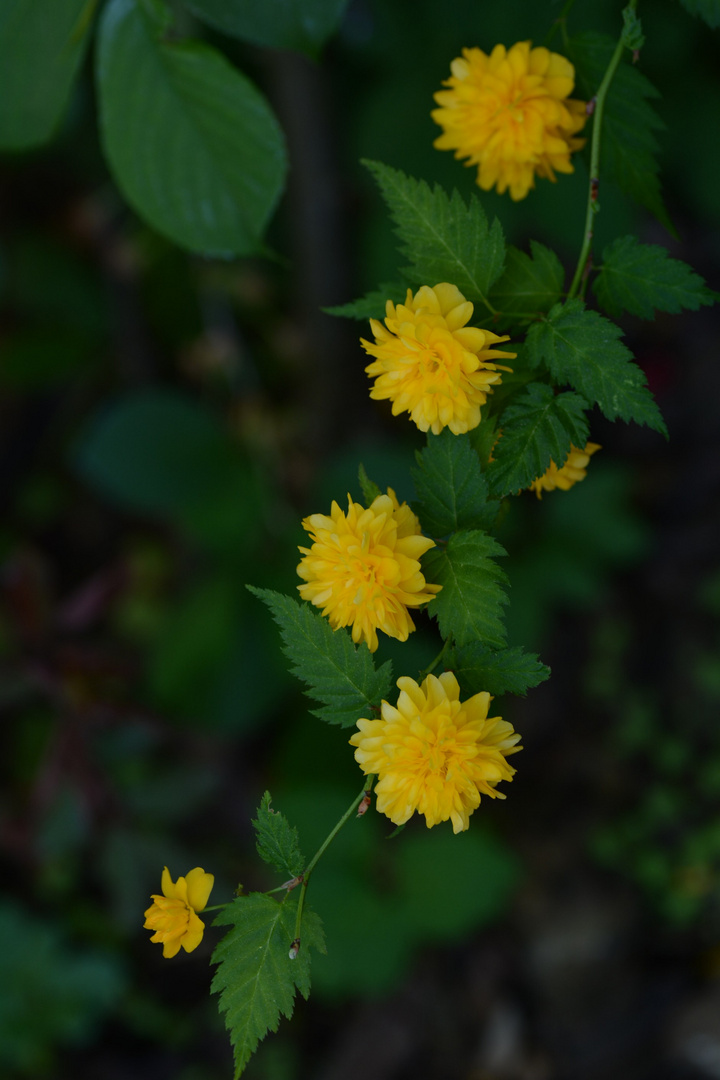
[
  {"left": 431, "top": 41, "right": 587, "bottom": 201},
  {"left": 297, "top": 488, "right": 440, "bottom": 653},
  {"left": 350, "top": 672, "right": 521, "bottom": 834},
  {"left": 529, "top": 442, "right": 601, "bottom": 498},
  {"left": 361, "top": 283, "right": 514, "bottom": 435},
  {"left": 144, "top": 866, "right": 214, "bottom": 958}
]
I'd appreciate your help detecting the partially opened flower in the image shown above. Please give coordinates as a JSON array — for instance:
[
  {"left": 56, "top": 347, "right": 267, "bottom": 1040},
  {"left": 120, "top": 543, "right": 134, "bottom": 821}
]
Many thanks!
[
  {"left": 432, "top": 41, "right": 587, "bottom": 200},
  {"left": 144, "top": 866, "right": 214, "bottom": 958},
  {"left": 529, "top": 442, "right": 601, "bottom": 498},
  {"left": 297, "top": 489, "right": 440, "bottom": 653},
  {"left": 350, "top": 672, "right": 521, "bottom": 834},
  {"left": 361, "top": 283, "right": 514, "bottom": 435}
]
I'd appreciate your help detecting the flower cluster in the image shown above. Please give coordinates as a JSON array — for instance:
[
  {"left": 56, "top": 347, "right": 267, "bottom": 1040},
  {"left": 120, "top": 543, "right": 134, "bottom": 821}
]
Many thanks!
[
  {"left": 529, "top": 442, "right": 601, "bottom": 498},
  {"left": 432, "top": 41, "right": 587, "bottom": 201},
  {"left": 351, "top": 672, "right": 521, "bottom": 833},
  {"left": 297, "top": 488, "right": 440, "bottom": 653},
  {"left": 361, "top": 283, "right": 515, "bottom": 435},
  {"left": 144, "top": 866, "right": 214, "bottom": 958}
]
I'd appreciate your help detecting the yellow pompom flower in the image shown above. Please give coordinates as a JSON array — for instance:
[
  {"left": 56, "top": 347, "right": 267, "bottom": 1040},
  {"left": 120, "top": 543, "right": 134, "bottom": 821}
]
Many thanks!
[
  {"left": 144, "top": 866, "right": 214, "bottom": 958},
  {"left": 529, "top": 442, "right": 601, "bottom": 498},
  {"left": 297, "top": 488, "right": 440, "bottom": 653},
  {"left": 350, "top": 672, "right": 521, "bottom": 834},
  {"left": 431, "top": 41, "right": 587, "bottom": 201},
  {"left": 361, "top": 283, "right": 514, "bottom": 435}
]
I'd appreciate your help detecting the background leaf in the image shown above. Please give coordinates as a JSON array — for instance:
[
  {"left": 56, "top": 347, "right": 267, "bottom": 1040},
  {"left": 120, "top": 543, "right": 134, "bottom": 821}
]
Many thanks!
[
  {"left": 526, "top": 300, "right": 667, "bottom": 435},
  {"left": 488, "top": 241, "right": 565, "bottom": 319},
  {"left": 212, "top": 893, "right": 324, "bottom": 1078},
  {"left": 184, "top": 0, "right": 350, "bottom": 55},
  {"left": 96, "top": 0, "right": 287, "bottom": 256},
  {"left": 487, "top": 383, "right": 589, "bottom": 497},
  {"left": 0, "top": 0, "right": 93, "bottom": 150},
  {"left": 677, "top": 0, "right": 720, "bottom": 27},
  {"left": 325, "top": 282, "right": 408, "bottom": 321},
  {"left": 593, "top": 235, "right": 716, "bottom": 319},
  {"left": 253, "top": 793, "right": 305, "bottom": 879},
  {"left": 249, "top": 588, "right": 393, "bottom": 728},
  {"left": 411, "top": 429, "right": 499, "bottom": 536},
  {"left": 425, "top": 530, "right": 508, "bottom": 649},
  {"left": 363, "top": 160, "right": 505, "bottom": 310},
  {"left": 447, "top": 642, "right": 550, "bottom": 698}
]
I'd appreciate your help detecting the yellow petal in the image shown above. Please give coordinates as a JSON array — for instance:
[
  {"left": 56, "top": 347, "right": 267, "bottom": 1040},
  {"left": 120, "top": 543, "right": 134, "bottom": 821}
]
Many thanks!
[{"left": 185, "top": 868, "right": 214, "bottom": 913}]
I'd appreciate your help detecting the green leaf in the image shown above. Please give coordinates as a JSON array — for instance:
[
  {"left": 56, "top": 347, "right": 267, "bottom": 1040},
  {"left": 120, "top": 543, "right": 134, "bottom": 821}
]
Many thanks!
[
  {"left": 325, "top": 282, "right": 407, "bottom": 321},
  {"left": 411, "top": 429, "right": 499, "bottom": 536},
  {"left": 593, "top": 235, "right": 717, "bottom": 320},
  {"left": 447, "top": 642, "right": 550, "bottom": 697},
  {"left": 358, "top": 464, "right": 381, "bottom": 504},
  {"left": 487, "top": 383, "right": 589, "bottom": 497},
  {"left": 677, "top": 0, "right": 720, "bottom": 27},
  {"left": 569, "top": 32, "right": 673, "bottom": 233},
  {"left": 425, "top": 530, "right": 508, "bottom": 649},
  {"left": 253, "top": 793, "right": 305, "bottom": 879},
  {"left": 363, "top": 160, "right": 505, "bottom": 309},
  {"left": 526, "top": 300, "right": 667, "bottom": 436},
  {"left": 488, "top": 241, "right": 565, "bottom": 318},
  {"left": 212, "top": 893, "right": 324, "bottom": 1078},
  {"left": 96, "top": 0, "right": 287, "bottom": 256},
  {"left": 248, "top": 587, "right": 393, "bottom": 728},
  {"left": 184, "top": 0, "right": 349, "bottom": 55},
  {"left": 0, "top": 0, "right": 94, "bottom": 150},
  {"left": 621, "top": 5, "right": 645, "bottom": 50}
]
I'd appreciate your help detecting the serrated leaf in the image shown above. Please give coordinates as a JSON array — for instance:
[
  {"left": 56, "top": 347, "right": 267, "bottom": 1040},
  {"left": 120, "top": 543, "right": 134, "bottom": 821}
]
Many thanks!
[
  {"left": 96, "top": 0, "right": 287, "bottom": 256},
  {"left": 364, "top": 160, "right": 505, "bottom": 310},
  {"left": 358, "top": 464, "right": 381, "bottom": 504},
  {"left": 184, "top": 0, "right": 349, "bottom": 55},
  {"left": 425, "top": 530, "right": 508, "bottom": 649},
  {"left": 0, "top": 0, "right": 93, "bottom": 150},
  {"left": 411, "top": 429, "right": 499, "bottom": 536},
  {"left": 487, "top": 383, "right": 589, "bottom": 497},
  {"left": 677, "top": 0, "right": 720, "bottom": 27},
  {"left": 447, "top": 642, "right": 550, "bottom": 697},
  {"left": 526, "top": 300, "right": 667, "bottom": 436},
  {"left": 593, "top": 235, "right": 716, "bottom": 320},
  {"left": 248, "top": 587, "right": 393, "bottom": 728},
  {"left": 488, "top": 241, "right": 565, "bottom": 318},
  {"left": 212, "top": 893, "right": 324, "bottom": 1078},
  {"left": 253, "top": 793, "right": 304, "bottom": 879},
  {"left": 325, "top": 283, "right": 407, "bottom": 321},
  {"left": 569, "top": 32, "right": 673, "bottom": 233}
]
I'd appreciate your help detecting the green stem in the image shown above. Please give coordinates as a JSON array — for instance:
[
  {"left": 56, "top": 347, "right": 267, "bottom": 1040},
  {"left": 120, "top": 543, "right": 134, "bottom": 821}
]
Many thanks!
[
  {"left": 203, "top": 903, "right": 229, "bottom": 912},
  {"left": 418, "top": 639, "right": 452, "bottom": 681},
  {"left": 567, "top": 3, "right": 637, "bottom": 300},
  {"left": 291, "top": 778, "right": 376, "bottom": 949}
]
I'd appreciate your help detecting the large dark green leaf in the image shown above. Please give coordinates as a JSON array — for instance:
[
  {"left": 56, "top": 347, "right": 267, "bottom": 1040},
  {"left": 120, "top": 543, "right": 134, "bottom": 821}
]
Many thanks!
[
  {"left": 96, "top": 0, "right": 287, "bottom": 256},
  {"left": 185, "top": 0, "right": 349, "bottom": 55},
  {"left": 412, "top": 429, "right": 499, "bottom": 536},
  {"left": 677, "top": 0, "right": 720, "bottom": 26},
  {"left": 0, "top": 0, "right": 93, "bottom": 149},
  {"left": 488, "top": 242, "right": 565, "bottom": 319},
  {"left": 593, "top": 236, "right": 716, "bottom": 320},
  {"left": 425, "top": 530, "right": 508, "bottom": 649}
]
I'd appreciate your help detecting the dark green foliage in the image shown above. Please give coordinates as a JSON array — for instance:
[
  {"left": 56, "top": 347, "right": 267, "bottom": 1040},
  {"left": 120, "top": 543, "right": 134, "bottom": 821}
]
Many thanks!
[
  {"left": 184, "top": 0, "right": 350, "bottom": 54},
  {"left": 212, "top": 894, "right": 325, "bottom": 1078},
  {"left": 253, "top": 792, "right": 305, "bottom": 879},
  {"left": 569, "top": 32, "right": 673, "bottom": 233},
  {"left": 97, "top": 0, "right": 287, "bottom": 256},
  {"left": 526, "top": 300, "right": 667, "bottom": 435},
  {"left": 325, "top": 283, "right": 407, "bottom": 321},
  {"left": 677, "top": 0, "right": 720, "bottom": 26},
  {"left": 248, "top": 587, "right": 393, "bottom": 728},
  {"left": 412, "top": 429, "right": 499, "bottom": 536},
  {"left": 593, "top": 235, "right": 716, "bottom": 319},
  {"left": 358, "top": 463, "right": 382, "bottom": 504},
  {"left": 488, "top": 241, "right": 565, "bottom": 318},
  {"left": 425, "top": 530, "right": 508, "bottom": 649},
  {"left": 363, "top": 160, "right": 505, "bottom": 309},
  {"left": 487, "top": 384, "right": 589, "bottom": 498},
  {"left": 0, "top": 0, "right": 92, "bottom": 150},
  {"left": 447, "top": 642, "right": 550, "bottom": 698}
]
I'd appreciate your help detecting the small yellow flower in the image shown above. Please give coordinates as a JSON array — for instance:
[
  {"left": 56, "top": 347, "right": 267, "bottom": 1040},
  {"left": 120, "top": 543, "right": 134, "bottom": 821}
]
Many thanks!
[
  {"left": 529, "top": 442, "right": 601, "bottom": 498},
  {"left": 144, "top": 866, "right": 214, "bottom": 958},
  {"left": 432, "top": 41, "right": 587, "bottom": 201},
  {"left": 361, "top": 283, "right": 514, "bottom": 435},
  {"left": 297, "top": 489, "right": 440, "bottom": 653},
  {"left": 350, "top": 672, "right": 521, "bottom": 834}
]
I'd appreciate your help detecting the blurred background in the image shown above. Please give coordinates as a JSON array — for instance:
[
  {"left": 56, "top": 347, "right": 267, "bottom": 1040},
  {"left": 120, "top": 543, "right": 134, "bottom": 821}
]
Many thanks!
[{"left": 0, "top": 0, "right": 718, "bottom": 1077}]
